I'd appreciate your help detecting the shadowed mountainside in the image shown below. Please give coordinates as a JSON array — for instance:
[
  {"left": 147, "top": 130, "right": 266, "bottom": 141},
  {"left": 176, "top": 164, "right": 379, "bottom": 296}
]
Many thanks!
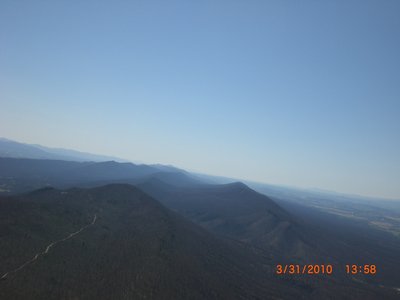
[
  {"left": 138, "top": 179, "right": 400, "bottom": 296},
  {"left": 139, "top": 180, "right": 321, "bottom": 262},
  {"left": 0, "top": 184, "right": 311, "bottom": 300},
  {"left": 0, "top": 157, "right": 399, "bottom": 298}
]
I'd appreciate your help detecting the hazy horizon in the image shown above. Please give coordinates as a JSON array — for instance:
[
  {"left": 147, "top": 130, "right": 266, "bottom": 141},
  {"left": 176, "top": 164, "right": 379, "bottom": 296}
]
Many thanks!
[
  {"left": 1, "top": 135, "right": 399, "bottom": 202},
  {"left": 1, "top": 1, "right": 399, "bottom": 199}
]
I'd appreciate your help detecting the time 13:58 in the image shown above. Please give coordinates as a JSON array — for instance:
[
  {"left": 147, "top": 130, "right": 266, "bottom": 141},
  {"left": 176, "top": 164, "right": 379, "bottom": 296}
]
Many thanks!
[{"left": 345, "top": 264, "right": 377, "bottom": 274}]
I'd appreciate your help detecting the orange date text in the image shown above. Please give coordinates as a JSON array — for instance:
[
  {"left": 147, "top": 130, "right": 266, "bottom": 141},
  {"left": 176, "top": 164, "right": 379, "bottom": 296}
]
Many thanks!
[{"left": 276, "top": 264, "right": 333, "bottom": 275}]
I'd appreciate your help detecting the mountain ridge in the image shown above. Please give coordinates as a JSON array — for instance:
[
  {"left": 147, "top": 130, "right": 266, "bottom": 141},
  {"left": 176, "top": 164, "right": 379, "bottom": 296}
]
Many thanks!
[
  {"left": 0, "top": 138, "right": 127, "bottom": 162},
  {"left": 0, "top": 184, "right": 310, "bottom": 300}
]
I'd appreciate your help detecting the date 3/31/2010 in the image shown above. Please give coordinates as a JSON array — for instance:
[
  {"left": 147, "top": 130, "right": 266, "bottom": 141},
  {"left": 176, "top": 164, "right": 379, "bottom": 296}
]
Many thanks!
[{"left": 275, "top": 264, "right": 377, "bottom": 275}]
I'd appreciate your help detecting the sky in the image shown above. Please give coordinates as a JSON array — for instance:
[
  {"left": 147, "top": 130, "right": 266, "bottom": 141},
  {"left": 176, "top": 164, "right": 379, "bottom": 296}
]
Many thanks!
[{"left": 0, "top": 0, "right": 399, "bottom": 199}]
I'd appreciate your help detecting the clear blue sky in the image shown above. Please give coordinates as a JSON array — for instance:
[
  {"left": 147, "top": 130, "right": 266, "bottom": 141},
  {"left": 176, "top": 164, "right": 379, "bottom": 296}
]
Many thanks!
[{"left": 1, "top": 1, "right": 399, "bottom": 199}]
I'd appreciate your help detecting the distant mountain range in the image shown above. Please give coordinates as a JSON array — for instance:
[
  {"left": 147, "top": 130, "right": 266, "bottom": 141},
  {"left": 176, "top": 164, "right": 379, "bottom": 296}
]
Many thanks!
[
  {"left": 0, "top": 137, "right": 130, "bottom": 162},
  {"left": 0, "top": 138, "right": 399, "bottom": 298},
  {"left": 0, "top": 157, "right": 203, "bottom": 194}
]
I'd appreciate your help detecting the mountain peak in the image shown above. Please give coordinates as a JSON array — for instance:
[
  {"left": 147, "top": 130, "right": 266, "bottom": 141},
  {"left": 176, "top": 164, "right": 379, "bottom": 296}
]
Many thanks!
[{"left": 229, "top": 181, "right": 248, "bottom": 188}]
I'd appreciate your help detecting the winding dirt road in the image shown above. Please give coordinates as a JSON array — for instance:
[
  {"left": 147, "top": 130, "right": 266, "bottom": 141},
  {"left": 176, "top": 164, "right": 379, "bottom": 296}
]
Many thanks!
[{"left": 1, "top": 214, "right": 97, "bottom": 280}]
